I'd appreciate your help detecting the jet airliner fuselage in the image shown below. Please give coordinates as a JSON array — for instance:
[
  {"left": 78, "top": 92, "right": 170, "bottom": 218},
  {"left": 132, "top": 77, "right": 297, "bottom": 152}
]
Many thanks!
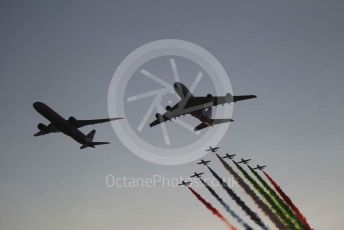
[{"left": 33, "top": 102, "right": 122, "bottom": 149}]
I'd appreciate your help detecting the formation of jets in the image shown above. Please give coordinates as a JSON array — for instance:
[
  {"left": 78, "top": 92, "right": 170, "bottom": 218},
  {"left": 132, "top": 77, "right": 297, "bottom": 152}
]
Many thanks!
[
  {"left": 179, "top": 147, "right": 267, "bottom": 187},
  {"left": 34, "top": 81, "right": 256, "bottom": 149},
  {"left": 150, "top": 82, "right": 256, "bottom": 131}
]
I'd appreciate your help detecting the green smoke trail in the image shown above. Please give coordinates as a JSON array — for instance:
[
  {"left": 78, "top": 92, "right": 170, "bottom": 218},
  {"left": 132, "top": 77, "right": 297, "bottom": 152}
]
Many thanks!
[
  {"left": 233, "top": 161, "right": 297, "bottom": 229},
  {"left": 263, "top": 171, "right": 313, "bottom": 230},
  {"left": 247, "top": 165, "right": 305, "bottom": 229},
  {"left": 216, "top": 155, "right": 285, "bottom": 229}
]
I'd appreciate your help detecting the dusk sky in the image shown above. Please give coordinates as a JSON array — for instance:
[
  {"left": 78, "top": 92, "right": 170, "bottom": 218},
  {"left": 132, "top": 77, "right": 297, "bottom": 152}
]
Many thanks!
[{"left": 1, "top": 1, "right": 344, "bottom": 229}]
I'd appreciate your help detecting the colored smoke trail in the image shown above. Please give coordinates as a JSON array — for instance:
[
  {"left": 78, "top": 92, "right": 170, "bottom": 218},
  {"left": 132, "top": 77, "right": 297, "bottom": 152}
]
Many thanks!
[
  {"left": 207, "top": 166, "right": 268, "bottom": 230},
  {"left": 188, "top": 187, "right": 237, "bottom": 230},
  {"left": 233, "top": 161, "right": 296, "bottom": 229},
  {"left": 247, "top": 165, "right": 304, "bottom": 229},
  {"left": 263, "top": 171, "right": 313, "bottom": 230},
  {"left": 200, "top": 178, "right": 254, "bottom": 230},
  {"left": 216, "top": 154, "right": 285, "bottom": 230}
]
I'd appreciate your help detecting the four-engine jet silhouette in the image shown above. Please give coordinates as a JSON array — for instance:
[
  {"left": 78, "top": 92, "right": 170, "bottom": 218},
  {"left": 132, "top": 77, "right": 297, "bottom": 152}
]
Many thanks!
[{"left": 150, "top": 82, "right": 256, "bottom": 131}]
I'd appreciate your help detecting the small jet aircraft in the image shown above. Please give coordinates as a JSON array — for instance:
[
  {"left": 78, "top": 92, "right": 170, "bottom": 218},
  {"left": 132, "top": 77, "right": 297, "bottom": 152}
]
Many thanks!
[
  {"left": 190, "top": 172, "right": 204, "bottom": 178},
  {"left": 206, "top": 146, "right": 220, "bottom": 152},
  {"left": 149, "top": 82, "right": 256, "bottom": 131},
  {"left": 222, "top": 153, "right": 236, "bottom": 159},
  {"left": 237, "top": 158, "right": 251, "bottom": 164},
  {"left": 33, "top": 102, "right": 122, "bottom": 149},
  {"left": 253, "top": 165, "right": 267, "bottom": 170},
  {"left": 178, "top": 180, "right": 191, "bottom": 187},
  {"left": 197, "top": 159, "right": 211, "bottom": 166}
]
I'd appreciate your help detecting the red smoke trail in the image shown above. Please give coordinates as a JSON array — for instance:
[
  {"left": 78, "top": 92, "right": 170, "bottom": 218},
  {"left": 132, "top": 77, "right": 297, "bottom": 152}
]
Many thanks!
[
  {"left": 188, "top": 187, "right": 237, "bottom": 230},
  {"left": 263, "top": 171, "right": 313, "bottom": 230}
]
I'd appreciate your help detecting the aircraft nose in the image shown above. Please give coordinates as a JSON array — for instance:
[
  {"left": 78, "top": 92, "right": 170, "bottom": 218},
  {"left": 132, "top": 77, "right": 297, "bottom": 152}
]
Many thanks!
[
  {"left": 173, "top": 82, "right": 181, "bottom": 88},
  {"left": 33, "top": 102, "right": 44, "bottom": 110}
]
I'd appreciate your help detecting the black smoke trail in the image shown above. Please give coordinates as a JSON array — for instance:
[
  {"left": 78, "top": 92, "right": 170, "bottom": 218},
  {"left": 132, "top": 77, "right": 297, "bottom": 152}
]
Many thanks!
[
  {"left": 207, "top": 166, "right": 268, "bottom": 230},
  {"left": 199, "top": 178, "right": 254, "bottom": 230},
  {"left": 216, "top": 154, "right": 286, "bottom": 230},
  {"left": 233, "top": 161, "right": 296, "bottom": 229},
  {"left": 188, "top": 187, "right": 237, "bottom": 230},
  {"left": 247, "top": 165, "right": 304, "bottom": 229},
  {"left": 263, "top": 171, "right": 313, "bottom": 230}
]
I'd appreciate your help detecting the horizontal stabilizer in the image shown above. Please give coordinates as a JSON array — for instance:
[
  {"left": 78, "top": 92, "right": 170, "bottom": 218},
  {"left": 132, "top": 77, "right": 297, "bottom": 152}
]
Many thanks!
[
  {"left": 80, "top": 130, "right": 110, "bottom": 149},
  {"left": 92, "top": 141, "right": 110, "bottom": 145},
  {"left": 80, "top": 142, "right": 110, "bottom": 149},
  {"left": 194, "top": 119, "right": 233, "bottom": 132},
  {"left": 194, "top": 122, "right": 209, "bottom": 131}
]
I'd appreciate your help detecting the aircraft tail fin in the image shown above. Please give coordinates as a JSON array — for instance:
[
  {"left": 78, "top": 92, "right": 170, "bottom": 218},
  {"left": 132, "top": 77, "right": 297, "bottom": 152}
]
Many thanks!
[
  {"left": 86, "top": 129, "right": 96, "bottom": 141},
  {"left": 80, "top": 130, "right": 110, "bottom": 149}
]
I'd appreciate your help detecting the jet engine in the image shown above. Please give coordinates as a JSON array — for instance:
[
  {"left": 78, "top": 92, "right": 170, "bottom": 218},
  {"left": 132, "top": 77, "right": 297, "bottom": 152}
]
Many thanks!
[
  {"left": 206, "top": 94, "right": 213, "bottom": 100},
  {"left": 38, "top": 123, "right": 46, "bottom": 131},
  {"left": 155, "top": 113, "right": 163, "bottom": 121},
  {"left": 68, "top": 116, "right": 77, "bottom": 124},
  {"left": 225, "top": 93, "right": 233, "bottom": 102},
  {"left": 165, "top": 106, "right": 172, "bottom": 111}
]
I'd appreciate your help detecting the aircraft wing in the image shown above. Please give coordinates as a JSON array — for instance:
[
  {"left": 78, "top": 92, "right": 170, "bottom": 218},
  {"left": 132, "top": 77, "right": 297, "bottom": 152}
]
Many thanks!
[
  {"left": 149, "top": 95, "right": 235, "bottom": 127},
  {"left": 188, "top": 94, "right": 256, "bottom": 108},
  {"left": 75, "top": 118, "right": 123, "bottom": 128},
  {"left": 149, "top": 94, "right": 256, "bottom": 127},
  {"left": 232, "top": 95, "right": 257, "bottom": 102},
  {"left": 34, "top": 123, "right": 60, "bottom": 136},
  {"left": 206, "top": 147, "right": 219, "bottom": 151}
]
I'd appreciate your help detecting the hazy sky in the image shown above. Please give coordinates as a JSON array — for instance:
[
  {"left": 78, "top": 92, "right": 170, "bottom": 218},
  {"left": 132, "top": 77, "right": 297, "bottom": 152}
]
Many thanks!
[{"left": 1, "top": 0, "right": 344, "bottom": 229}]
